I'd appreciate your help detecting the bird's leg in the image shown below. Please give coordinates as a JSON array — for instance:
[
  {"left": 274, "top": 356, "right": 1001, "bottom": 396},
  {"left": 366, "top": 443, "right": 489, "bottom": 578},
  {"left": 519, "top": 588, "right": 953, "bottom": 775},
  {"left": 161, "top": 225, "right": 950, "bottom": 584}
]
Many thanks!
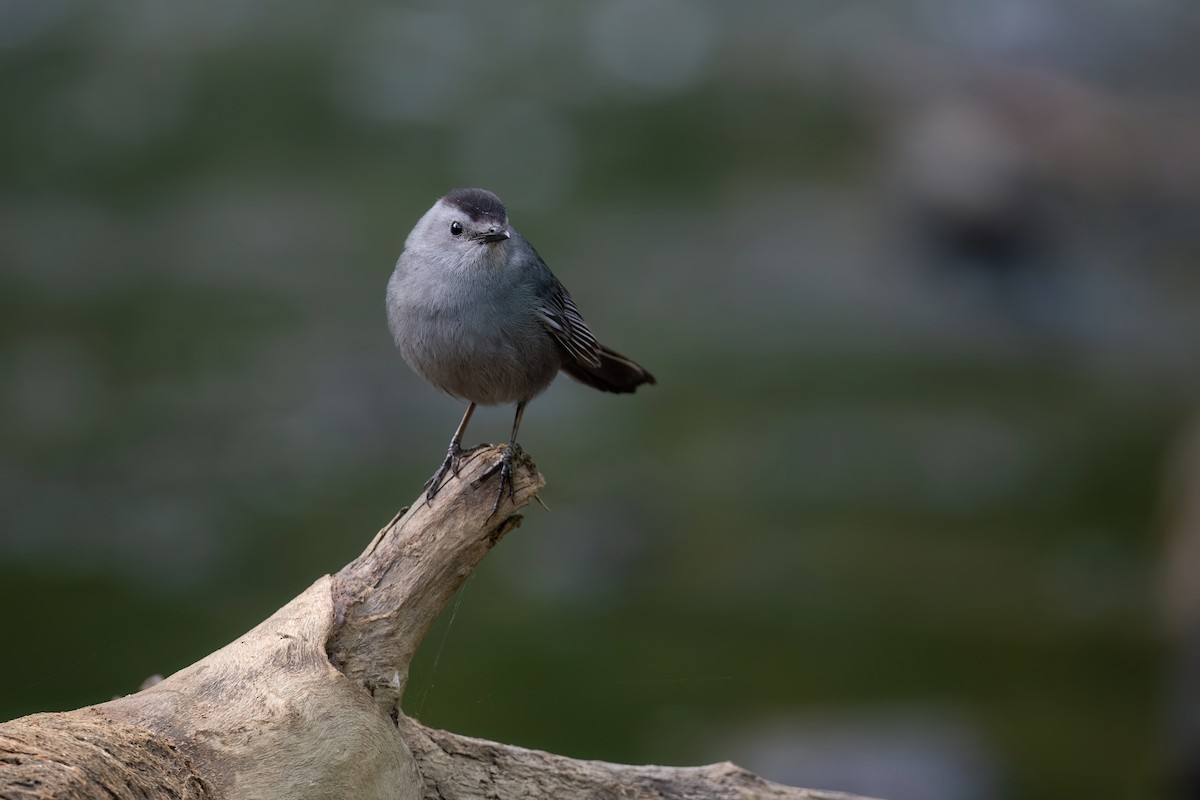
[
  {"left": 425, "top": 402, "right": 476, "bottom": 501},
  {"left": 483, "top": 401, "right": 526, "bottom": 519}
]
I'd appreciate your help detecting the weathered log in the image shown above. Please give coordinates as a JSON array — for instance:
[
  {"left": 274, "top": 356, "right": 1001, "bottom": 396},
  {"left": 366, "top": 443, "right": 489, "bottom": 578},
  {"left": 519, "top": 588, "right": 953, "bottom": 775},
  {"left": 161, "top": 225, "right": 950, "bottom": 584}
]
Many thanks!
[{"left": 0, "top": 446, "right": 876, "bottom": 800}]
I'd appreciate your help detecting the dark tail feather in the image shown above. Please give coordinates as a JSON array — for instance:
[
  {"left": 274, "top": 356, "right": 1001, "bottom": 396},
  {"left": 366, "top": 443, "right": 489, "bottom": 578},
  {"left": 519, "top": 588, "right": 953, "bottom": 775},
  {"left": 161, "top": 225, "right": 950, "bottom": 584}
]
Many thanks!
[{"left": 562, "top": 344, "right": 656, "bottom": 394}]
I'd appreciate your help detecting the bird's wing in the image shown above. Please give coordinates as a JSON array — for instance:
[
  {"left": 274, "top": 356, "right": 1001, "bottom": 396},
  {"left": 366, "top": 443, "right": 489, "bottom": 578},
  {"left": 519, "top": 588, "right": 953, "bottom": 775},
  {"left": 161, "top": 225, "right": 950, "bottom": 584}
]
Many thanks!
[{"left": 537, "top": 283, "right": 603, "bottom": 369}]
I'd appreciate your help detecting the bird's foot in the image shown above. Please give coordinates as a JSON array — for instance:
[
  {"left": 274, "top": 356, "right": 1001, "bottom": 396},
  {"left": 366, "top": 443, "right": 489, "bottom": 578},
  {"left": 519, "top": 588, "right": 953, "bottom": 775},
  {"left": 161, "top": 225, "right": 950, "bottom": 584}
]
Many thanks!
[
  {"left": 425, "top": 442, "right": 466, "bottom": 501},
  {"left": 481, "top": 444, "right": 521, "bottom": 520}
]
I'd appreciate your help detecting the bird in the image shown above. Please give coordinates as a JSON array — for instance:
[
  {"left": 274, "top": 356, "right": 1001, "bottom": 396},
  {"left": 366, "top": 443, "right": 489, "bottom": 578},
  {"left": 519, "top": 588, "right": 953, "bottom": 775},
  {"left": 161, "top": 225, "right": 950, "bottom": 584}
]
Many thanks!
[{"left": 386, "top": 188, "right": 655, "bottom": 515}]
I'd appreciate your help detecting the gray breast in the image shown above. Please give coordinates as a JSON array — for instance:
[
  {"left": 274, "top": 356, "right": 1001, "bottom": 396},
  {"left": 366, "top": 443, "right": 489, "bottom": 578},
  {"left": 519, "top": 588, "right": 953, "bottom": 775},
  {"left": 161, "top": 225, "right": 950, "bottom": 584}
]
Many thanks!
[{"left": 387, "top": 261, "right": 562, "bottom": 406}]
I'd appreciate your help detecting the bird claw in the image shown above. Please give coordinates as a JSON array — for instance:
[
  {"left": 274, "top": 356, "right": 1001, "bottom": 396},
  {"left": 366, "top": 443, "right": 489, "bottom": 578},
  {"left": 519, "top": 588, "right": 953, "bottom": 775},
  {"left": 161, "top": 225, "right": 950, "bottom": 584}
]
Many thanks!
[
  {"left": 481, "top": 444, "right": 520, "bottom": 520},
  {"left": 424, "top": 442, "right": 465, "bottom": 501}
]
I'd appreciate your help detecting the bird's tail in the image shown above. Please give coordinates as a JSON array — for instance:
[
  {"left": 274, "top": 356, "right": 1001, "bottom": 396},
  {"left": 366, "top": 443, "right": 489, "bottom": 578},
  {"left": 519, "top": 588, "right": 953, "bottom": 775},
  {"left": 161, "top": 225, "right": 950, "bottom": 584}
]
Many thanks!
[{"left": 562, "top": 344, "right": 656, "bottom": 394}]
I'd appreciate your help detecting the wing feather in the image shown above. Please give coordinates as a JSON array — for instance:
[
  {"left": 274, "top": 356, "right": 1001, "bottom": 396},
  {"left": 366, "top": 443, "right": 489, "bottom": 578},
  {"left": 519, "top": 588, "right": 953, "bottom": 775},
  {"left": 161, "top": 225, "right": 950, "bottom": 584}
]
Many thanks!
[{"left": 537, "top": 284, "right": 602, "bottom": 369}]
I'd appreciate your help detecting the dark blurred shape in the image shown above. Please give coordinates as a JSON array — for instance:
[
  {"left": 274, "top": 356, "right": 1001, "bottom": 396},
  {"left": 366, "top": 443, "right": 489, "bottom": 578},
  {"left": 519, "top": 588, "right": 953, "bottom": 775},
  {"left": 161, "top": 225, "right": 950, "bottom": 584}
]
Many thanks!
[
  {"left": 891, "top": 97, "right": 1056, "bottom": 320},
  {"left": 1162, "top": 417, "right": 1200, "bottom": 800},
  {"left": 880, "top": 61, "right": 1200, "bottom": 332}
]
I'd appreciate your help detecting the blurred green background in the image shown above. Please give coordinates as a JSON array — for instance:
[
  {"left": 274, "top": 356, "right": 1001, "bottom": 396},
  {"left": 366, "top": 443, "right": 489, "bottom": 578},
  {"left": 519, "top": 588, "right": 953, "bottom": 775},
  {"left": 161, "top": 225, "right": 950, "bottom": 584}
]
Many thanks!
[{"left": 3, "top": 2, "right": 1200, "bottom": 799}]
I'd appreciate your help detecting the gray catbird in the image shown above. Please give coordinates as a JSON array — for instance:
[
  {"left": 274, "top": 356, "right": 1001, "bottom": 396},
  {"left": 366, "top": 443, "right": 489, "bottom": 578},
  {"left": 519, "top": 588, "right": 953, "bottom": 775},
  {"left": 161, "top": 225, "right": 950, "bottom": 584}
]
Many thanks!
[{"left": 387, "top": 188, "right": 655, "bottom": 513}]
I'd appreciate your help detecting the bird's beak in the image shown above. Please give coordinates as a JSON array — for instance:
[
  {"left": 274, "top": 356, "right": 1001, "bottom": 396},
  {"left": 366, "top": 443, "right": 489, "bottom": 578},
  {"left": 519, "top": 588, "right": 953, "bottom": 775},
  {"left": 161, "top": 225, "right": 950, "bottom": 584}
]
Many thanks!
[{"left": 475, "top": 229, "right": 511, "bottom": 244}]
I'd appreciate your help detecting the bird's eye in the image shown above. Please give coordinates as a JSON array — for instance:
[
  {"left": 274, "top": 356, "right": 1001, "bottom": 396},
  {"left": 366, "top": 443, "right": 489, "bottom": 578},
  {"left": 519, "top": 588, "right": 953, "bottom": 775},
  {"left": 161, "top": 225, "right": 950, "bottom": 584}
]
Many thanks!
[{"left": 449, "top": 221, "right": 463, "bottom": 236}]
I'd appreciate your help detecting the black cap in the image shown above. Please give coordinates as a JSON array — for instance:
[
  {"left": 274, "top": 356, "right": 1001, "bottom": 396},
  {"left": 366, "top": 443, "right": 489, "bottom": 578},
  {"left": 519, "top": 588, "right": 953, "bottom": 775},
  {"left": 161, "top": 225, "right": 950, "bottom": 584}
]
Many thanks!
[{"left": 443, "top": 188, "right": 507, "bottom": 226}]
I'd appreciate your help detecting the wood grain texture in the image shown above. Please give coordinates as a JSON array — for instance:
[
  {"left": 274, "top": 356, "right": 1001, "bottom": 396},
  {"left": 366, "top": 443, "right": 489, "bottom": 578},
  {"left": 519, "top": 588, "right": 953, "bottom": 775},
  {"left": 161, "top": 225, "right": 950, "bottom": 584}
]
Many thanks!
[
  {"left": 327, "top": 445, "right": 542, "bottom": 716},
  {"left": 0, "top": 711, "right": 211, "bottom": 800},
  {"left": 401, "top": 719, "right": 874, "bottom": 800}
]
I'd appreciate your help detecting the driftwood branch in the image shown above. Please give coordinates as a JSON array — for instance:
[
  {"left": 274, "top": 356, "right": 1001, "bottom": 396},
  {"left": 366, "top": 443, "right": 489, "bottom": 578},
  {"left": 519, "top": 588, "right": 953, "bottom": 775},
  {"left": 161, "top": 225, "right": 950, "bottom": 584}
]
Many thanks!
[
  {"left": 401, "top": 720, "right": 867, "bottom": 800},
  {"left": 0, "top": 446, "right": 876, "bottom": 800}
]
